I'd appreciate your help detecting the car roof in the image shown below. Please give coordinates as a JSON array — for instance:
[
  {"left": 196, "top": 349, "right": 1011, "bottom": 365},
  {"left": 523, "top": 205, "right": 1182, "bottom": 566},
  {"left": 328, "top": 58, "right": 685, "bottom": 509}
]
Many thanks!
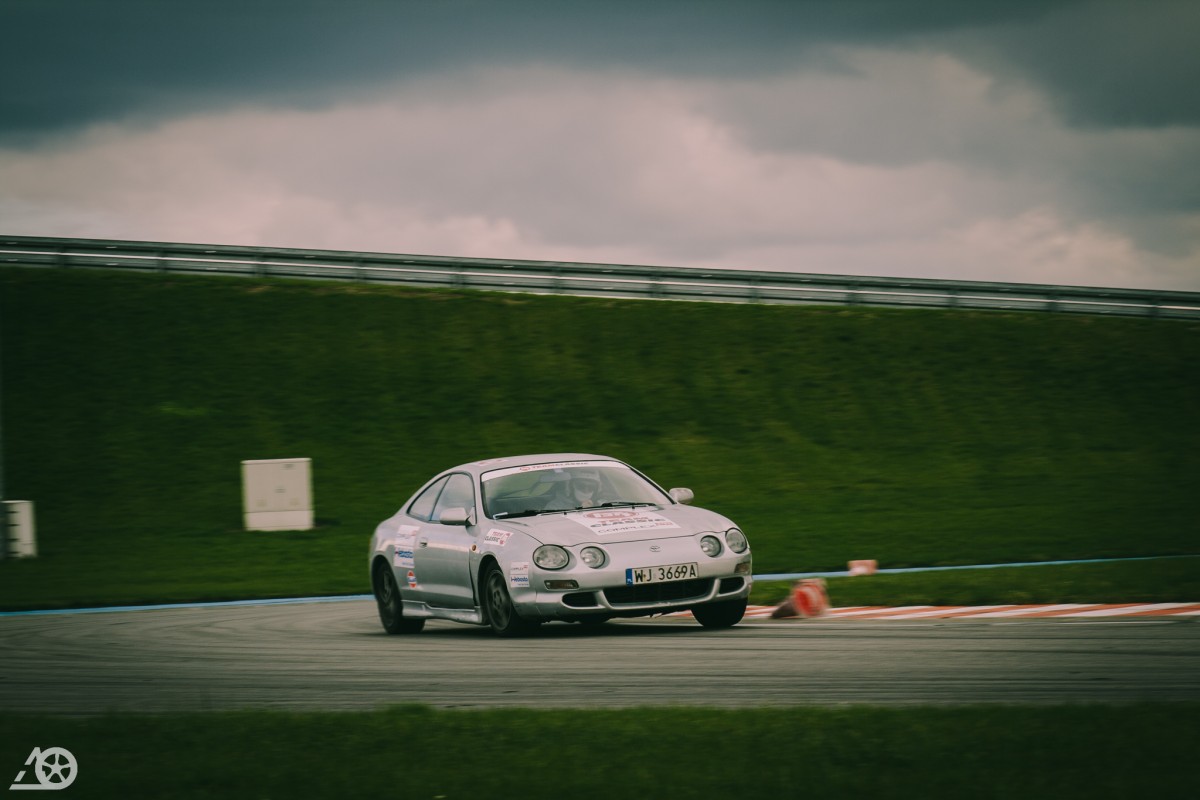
[{"left": 450, "top": 453, "right": 622, "bottom": 478}]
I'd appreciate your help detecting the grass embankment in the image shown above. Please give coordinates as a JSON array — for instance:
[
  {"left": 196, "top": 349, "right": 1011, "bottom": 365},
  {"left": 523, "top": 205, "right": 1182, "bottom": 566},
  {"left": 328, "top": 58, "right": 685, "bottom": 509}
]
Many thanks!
[
  {"left": 1, "top": 268, "right": 1197, "bottom": 609},
  {"left": 2, "top": 705, "right": 1197, "bottom": 799}
]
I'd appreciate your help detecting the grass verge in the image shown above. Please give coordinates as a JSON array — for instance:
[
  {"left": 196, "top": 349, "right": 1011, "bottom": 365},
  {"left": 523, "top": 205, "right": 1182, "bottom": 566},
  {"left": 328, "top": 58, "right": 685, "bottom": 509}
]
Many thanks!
[{"left": 2, "top": 705, "right": 1197, "bottom": 799}]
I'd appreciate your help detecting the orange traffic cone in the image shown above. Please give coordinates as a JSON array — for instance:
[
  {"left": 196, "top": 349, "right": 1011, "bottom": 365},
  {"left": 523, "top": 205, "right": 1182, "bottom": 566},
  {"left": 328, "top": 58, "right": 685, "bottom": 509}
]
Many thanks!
[
  {"left": 771, "top": 578, "right": 830, "bottom": 618},
  {"left": 792, "top": 578, "right": 830, "bottom": 617}
]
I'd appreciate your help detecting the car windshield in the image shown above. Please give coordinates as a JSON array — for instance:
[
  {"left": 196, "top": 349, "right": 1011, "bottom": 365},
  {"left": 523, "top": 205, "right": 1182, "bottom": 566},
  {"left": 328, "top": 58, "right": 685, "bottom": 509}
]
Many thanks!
[{"left": 481, "top": 461, "right": 670, "bottom": 519}]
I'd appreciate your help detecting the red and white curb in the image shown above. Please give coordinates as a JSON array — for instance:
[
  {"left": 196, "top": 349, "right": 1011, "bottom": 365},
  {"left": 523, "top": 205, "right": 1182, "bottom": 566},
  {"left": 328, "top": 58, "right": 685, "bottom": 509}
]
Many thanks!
[{"left": 739, "top": 602, "right": 1200, "bottom": 620}]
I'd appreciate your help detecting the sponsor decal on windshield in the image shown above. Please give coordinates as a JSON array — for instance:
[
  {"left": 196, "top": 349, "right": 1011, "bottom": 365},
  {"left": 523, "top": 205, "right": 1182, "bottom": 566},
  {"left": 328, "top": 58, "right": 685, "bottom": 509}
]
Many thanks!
[
  {"left": 482, "top": 460, "right": 624, "bottom": 481},
  {"left": 568, "top": 509, "right": 681, "bottom": 536}
]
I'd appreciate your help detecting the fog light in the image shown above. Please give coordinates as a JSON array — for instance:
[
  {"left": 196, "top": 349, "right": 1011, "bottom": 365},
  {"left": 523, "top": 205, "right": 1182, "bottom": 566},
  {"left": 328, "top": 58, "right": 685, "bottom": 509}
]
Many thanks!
[
  {"left": 735, "top": 561, "right": 752, "bottom": 575},
  {"left": 545, "top": 579, "right": 579, "bottom": 590}
]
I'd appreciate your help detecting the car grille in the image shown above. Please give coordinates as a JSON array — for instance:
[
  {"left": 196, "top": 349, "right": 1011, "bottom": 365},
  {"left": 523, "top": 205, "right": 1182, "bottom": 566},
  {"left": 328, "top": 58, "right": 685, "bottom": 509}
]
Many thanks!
[{"left": 604, "top": 578, "right": 713, "bottom": 606}]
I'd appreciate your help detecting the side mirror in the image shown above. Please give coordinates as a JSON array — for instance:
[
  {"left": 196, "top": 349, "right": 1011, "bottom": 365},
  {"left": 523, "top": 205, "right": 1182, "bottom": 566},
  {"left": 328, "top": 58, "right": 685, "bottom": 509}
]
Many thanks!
[
  {"left": 669, "top": 488, "right": 694, "bottom": 505},
  {"left": 438, "top": 507, "right": 473, "bottom": 526}
]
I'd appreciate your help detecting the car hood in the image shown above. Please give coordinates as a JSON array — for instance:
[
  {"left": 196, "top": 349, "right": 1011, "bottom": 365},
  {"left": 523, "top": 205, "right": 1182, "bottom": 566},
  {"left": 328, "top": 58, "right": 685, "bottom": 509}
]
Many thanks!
[{"left": 495, "top": 504, "right": 737, "bottom": 546}]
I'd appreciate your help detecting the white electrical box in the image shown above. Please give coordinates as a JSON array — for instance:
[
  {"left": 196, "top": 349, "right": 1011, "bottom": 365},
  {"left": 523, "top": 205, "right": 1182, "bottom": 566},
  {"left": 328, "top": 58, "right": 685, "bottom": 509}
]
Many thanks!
[
  {"left": 4, "top": 500, "right": 37, "bottom": 558},
  {"left": 242, "top": 458, "right": 314, "bottom": 531}
]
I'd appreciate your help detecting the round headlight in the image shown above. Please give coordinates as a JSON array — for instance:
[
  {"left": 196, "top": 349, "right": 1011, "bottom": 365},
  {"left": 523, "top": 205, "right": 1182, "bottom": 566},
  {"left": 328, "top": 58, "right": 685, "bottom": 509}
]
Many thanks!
[
  {"left": 580, "top": 546, "right": 607, "bottom": 568},
  {"left": 725, "top": 528, "right": 748, "bottom": 554},
  {"left": 533, "top": 545, "right": 569, "bottom": 570},
  {"left": 700, "top": 535, "right": 722, "bottom": 557}
]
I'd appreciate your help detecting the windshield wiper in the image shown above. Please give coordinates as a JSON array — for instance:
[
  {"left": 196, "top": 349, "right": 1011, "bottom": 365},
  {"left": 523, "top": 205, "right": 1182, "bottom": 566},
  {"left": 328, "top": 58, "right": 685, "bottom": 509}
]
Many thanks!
[
  {"left": 495, "top": 502, "right": 655, "bottom": 518},
  {"left": 492, "top": 509, "right": 542, "bottom": 520},
  {"left": 494, "top": 507, "right": 579, "bottom": 518}
]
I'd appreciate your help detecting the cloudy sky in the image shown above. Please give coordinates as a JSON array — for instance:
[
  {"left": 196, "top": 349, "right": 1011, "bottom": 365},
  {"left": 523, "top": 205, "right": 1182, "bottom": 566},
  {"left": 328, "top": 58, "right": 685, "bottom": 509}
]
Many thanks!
[{"left": 2, "top": 0, "right": 1198, "bottom": 289}]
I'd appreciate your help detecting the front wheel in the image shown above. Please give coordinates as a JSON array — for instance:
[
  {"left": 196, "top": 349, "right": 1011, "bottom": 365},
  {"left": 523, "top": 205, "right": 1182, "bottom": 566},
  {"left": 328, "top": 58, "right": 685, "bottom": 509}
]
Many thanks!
[
  {"left": 373, "top": 561, "right": 425, "bottom": 634},
  {"left": 483, "top": 565, "right": 537, "bottom": 637},
  {"left": 692, "top": 597, "right": 747, "bottom": 629}
]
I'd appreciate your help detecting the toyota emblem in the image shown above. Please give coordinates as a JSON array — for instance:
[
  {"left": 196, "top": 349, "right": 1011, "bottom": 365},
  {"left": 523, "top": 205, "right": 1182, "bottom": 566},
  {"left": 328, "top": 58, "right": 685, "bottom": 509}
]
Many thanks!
[{"left": 649, "top": 545, "right": 661, "bottom": 552}]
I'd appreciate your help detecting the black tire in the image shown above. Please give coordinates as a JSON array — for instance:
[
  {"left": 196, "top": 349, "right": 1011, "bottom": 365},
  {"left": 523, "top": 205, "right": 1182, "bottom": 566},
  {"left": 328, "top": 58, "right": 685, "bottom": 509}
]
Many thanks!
[
  {"left": 483, "top": 564, "right": 537, "bottom": 637},
  {"left": 373, "top": 561, "right": 425, "bottom": 634},
  {"left": 692, "top": 597, "right": 747, "bottom": 629}
]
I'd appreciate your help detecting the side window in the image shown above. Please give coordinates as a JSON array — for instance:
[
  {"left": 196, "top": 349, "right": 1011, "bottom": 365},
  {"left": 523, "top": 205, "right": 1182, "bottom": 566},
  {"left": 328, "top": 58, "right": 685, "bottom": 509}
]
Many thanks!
[
  {"left": 432, "top": 473, "right": 476, "bottom": 523},
  {"left": 407, "top": 476, "right": 449, "bottom": 522}
]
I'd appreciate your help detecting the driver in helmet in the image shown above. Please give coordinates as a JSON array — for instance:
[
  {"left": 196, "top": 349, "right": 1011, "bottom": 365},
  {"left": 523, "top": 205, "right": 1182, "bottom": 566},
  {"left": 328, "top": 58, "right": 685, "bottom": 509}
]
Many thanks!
[
  {"left": 568, "top": 468, "right": 605, "bottom": 509},
  {"left": 542, "top": 468, "right": 607, "bottom": 511}
]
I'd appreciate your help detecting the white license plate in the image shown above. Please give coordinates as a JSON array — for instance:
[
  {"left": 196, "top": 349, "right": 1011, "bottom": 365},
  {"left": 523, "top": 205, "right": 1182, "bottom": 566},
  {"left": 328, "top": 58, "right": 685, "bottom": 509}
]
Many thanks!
[{"left": 625, "top": 562, "right": 699, "bottom": 585}]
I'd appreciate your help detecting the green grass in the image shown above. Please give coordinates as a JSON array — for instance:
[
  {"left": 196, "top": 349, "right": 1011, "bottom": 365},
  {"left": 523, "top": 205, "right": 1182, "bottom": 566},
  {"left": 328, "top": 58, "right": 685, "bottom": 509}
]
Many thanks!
[
  {"left": 748, "top": 556, "right": 1200, "bottom": 607},
  {"left": 1, "top": 705, "right": 1196, "bottom": 799},
  {"left": 2, "top": 267, "right": 1198, "bottom": 609}
]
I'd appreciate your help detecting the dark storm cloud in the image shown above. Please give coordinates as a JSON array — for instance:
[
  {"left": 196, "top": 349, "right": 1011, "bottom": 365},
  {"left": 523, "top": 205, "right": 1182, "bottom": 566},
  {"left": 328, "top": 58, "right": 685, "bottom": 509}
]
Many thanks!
[
  {"left": 3, "top": 1, "right": 1197, "bottom": 290},
  {"left": 2, "top": 0, "right": 1119, "bottom": 142},
  {"left": 947, "top": 0, "right": 1200, "bottom": 129}
]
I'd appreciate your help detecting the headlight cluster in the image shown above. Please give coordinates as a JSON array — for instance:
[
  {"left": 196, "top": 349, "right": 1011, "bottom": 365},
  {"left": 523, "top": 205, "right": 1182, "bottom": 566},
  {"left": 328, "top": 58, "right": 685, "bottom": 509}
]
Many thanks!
[
  {"left": 580, "top": 546, "right": 607, "bottom": 568},
  {"left": 700, "top": 529, "right": 749, "bottom": 557},
  {"left": 725, "top": 528, "right": 748, "bottom": 553},
  {"left": 533, "top": 545, "right": 569, "bottom": 570},
  {"left": 533, "top": 545, "right": 608, "bottom": 570}
]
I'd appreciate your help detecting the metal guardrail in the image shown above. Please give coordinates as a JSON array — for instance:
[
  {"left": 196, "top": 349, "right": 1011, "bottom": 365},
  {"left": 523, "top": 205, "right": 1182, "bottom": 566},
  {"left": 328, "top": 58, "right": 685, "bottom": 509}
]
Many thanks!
[{"left": 3, "top": 234, "right": 1199, "bottom": 318}]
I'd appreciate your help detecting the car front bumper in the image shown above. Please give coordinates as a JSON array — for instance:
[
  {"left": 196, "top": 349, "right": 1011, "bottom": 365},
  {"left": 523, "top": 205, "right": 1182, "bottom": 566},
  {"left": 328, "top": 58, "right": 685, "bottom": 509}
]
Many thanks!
[{"left": 511, "top": 551, "right": 753, "bottom": 619}]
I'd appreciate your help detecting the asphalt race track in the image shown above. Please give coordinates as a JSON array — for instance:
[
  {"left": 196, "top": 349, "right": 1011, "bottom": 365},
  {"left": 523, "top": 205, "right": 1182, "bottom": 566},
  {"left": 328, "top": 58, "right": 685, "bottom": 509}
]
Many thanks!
[{"left": 2, "top": 600, "right": 1198, "bottom": 714}]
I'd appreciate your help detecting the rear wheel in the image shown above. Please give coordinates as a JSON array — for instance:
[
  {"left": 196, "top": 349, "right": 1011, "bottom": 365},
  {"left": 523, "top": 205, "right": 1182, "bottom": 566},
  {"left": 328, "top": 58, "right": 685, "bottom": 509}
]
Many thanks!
[
  {"left": 373, "top": 561, "right": 425, "bottom": 634},
  {"left": 483, "top": 565, "right": 537, "bottom": 637},
  {"left": 692, "top": 597, "right": 747, "bottom": 629}
]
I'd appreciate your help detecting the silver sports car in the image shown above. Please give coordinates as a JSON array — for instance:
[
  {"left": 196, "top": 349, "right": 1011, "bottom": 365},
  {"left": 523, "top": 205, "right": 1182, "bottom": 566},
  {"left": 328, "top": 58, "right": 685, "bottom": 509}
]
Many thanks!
[{"left": 368, "top": 453, "right": 752, "bottom": 636}]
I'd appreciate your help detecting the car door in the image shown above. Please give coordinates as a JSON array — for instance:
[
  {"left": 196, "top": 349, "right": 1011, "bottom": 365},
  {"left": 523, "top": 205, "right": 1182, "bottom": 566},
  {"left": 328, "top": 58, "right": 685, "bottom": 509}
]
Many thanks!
[
  {"left": 413, "top": 472, "right": 478, "bottom": 609},
  {"left": 393, "top": 475, "right": 450, "bottom": 603}
]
